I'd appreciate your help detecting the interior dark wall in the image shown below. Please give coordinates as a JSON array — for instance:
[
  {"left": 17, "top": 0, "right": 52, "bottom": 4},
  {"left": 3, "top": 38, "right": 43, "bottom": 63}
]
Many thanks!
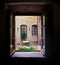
[
  {"left": 0, "top": 3, "right": 10, "bottom": 64},
  {"left": 9, "top": 4, "right": 45, "bottom": 13},
  {"left": 53, "top": 3, "right": 60, "bottom": 59},
  {"left": 45, "top": 2, "right": 60, "bottom": 61},
  {"left": 0, "top": 0, "right": 60, "bottom": 64},
  {"left": 4, "top": 0, "right": 49, "bottom": 2},
  {"left": 45, "top": 3, "right": 53, "bottom": 58}
]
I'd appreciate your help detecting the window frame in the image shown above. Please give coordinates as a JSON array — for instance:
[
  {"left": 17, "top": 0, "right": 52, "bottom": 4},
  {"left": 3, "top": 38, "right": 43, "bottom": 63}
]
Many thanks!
[{"left": 32, "top": 25, "right": 38, "bottom": 35}]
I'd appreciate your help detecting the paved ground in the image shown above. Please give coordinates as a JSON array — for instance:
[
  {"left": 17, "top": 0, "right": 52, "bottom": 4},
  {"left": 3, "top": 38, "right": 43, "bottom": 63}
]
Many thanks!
[{"left": 12, "top": 52, "right": 45, "bottom": 58}]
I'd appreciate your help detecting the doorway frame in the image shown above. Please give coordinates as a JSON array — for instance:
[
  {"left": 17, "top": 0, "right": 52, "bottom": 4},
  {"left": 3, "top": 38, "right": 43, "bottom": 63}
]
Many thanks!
[
  {"left": 6, "top": 2, "right": 52, "bottom": 58},
  {"left": 20, "top": 25, "right": 27, "bottom": 41}
]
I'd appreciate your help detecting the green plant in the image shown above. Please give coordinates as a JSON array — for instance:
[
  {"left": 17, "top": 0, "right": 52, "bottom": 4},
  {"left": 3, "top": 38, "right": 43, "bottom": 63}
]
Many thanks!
[
  {"left": 29, "top": 46, "right": 35, "bottom": 50},
  {"left": 10, "top": 44, "right": 13, "bottom": 49},
  {"left": 18, "top": 46, "right": 35, "bottom": 51},
  {"left": 10, "top": 44, "right": 13, "bottom": 52}
]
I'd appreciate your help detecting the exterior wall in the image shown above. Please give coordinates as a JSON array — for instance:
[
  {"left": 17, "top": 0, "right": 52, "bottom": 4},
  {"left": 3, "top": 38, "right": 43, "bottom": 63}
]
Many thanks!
[
  {"left": 43, "top": 15, "right": 45, "bottom": 46},
  {"left": 15, "top": 16, "right": 41, "bottom": 45},
  {"left": 38, "top": 16, "right": 41, "bottom": 45}
]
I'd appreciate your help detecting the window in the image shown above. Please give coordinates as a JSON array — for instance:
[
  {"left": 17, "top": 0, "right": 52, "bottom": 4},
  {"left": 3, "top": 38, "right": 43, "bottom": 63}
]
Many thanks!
[
  {"left": 21, "top": 25, "right": 27, "bottom": 34},
  {"left": 32, "top": 25, "right": 38, "bottom": 35}
]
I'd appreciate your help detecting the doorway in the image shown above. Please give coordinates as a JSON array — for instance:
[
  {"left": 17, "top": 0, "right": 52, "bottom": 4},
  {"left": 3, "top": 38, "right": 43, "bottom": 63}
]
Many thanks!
[
  {"left": 21, "top": 25, "right": 27, "bottom": 41},
  {"left": 8, "top": 2, "right": 48, "bottom": 57}
]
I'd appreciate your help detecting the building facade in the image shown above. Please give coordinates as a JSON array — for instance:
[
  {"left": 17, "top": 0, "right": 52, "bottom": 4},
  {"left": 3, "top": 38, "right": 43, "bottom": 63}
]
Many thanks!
[{"left": 15, "top": 16, "right": 42, "bottom": 48}]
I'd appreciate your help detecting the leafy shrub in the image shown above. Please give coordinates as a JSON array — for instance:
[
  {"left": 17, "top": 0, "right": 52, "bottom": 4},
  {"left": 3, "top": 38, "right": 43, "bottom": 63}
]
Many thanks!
[
  {"left": 10, "top": 44, "right": 13, "bottom": 49},
  {"left": 18, "top": 46, "right": 35, "bottom": 51}
]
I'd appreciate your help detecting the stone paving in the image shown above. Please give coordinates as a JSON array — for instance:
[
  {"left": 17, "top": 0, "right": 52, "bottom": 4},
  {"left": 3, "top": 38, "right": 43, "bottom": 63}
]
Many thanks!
[{"left": 12, "top": 52, "right": 45, "bottom": 57}]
